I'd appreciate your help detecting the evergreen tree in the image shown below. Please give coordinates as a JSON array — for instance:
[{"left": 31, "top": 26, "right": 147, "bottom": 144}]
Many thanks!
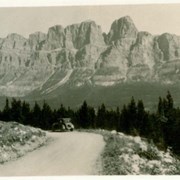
[
  {"left": 105, "top": 110, "right": 112, "bottom": 130},
  {"left": 21, "top": 101, "right": 31, "bottom": 125},
  {"left": 67, "top": 106, "right": 74, "bottom": 117},
  {"left": 163, "top": 91, "right": 175, "bottom": 147},
  {"left": 163, "top": 98, "right": 168, "bottom": 116},
  {"left": 147, "top": 113, "right": 165, "bottom": 149},
  {"left": 172, "top": 108, "right": 180, "bottom": 154},
  {"left": 127, "top": 97, "right": 137, "bottom": 134},
  {"left": 96, "top": 103, "right": 106, "bottom": 129},
  {"left": 32, "top": 101, "right": 42, "bottom": 128},
  {"left": 77, "top": 101, "right": 91, "bottom": 128},
  {"left": 10, "top": 98, "right": 23, "bottom": 123},
  {"left": 116, "top": 107, "right": 121, "bottom": 131},
  {"left": 119, "top": 105, "right": 128, "bottom": 133},
  {"left": 137, "top": 100, "right": 147, "bottom": 135},
  {"left": 2, "top": 98, "right": 10, "bottom": 121},
  {"left": 57, "top": 104, "right": 67, "bottom": 118},
  {"left": 156, "top": 92, "right": 175, "bottom": 150},
  {"left": 88, "top": 107, "right": 96, "bottom": 128},
  {"left": 157, "top": 97, "right": 168, "bottom": 122},
  {"left": 166, "top": 91, "right": 173, "bottom": 110},
  {"left": 41, "top": 101, "right": 52, "bottom": 130},
  {"left": 157, "top": 97, "right": 164, "bottom": 115}
]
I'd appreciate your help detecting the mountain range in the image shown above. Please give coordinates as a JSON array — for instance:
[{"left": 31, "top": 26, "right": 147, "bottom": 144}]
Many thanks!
[{"left": 0, "top": 16, "right": 180, "bottom": 109}]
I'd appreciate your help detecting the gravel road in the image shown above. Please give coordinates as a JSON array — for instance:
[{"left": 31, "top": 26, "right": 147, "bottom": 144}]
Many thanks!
[{"left": 0, "top": 131, "right": 105, "bottom": 176}]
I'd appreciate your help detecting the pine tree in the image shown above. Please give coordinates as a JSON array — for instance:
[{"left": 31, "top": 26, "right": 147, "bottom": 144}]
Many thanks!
[
  {"left": 41, "top": 101, "right": 52, "bottom": 130},
  {"left": 96, "top": 103, "right": 106, "bottom": 129},
  {"left": 156, "top": 92, "right": 175, "bottom": 150},
  {"left": 127, "top": 97, "right": 137, "bottom": 134},
  {"left": 137, "top": 100, "right": 147, "bottom": 135},
  {"left": 163, "top": 98, "right": 168, "bottom": 116},
  {"left": 148, "top": 113, "right": 165, "bottom": 148},
  {"left": 163, "top": 91, "right": 175, "bottom": 147},
  {"left": 77, "top": 101, "right": 91, "bottom": 128},
  {"left": 88, "top": 107, "right": 96, "bottom": 128},
  {"left": 116, "top": 107, "right": 121, "bottom": 131},
  {"left": 172, "top": 108, "right": 180, "bottom": 154},
  {"left": 21, "top": 101, "right": 31, "bottom": 125},
  {"left": 166, "top": 91, "right": 173, "bottom": 110},
  {"left": 10, "top": 98, "right": 23, "bottom": 123},
  {"left": 32, "top": 101, "right": 42, "bottom": 128},
  {"left": 157, "top": 97, "right": 168, "bottom": 123},
  {"left": 119, "top": 105, "right": 128, "bottom": 133},
  {"left": 106, "top": 110, "right": 114, "bottom": 130},
  {"left": 157, "top": 97, "right": 164, "bottom": 115},
  {"left": 2, "top": 98, "right": 10, "bottom": 121},
  {"left": 57, "top": 104, "right": 67, "bottom": 118}
]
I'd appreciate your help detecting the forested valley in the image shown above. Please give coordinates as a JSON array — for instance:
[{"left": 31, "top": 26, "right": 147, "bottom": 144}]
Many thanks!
[{"left": 0, "top": 91, "right": 180, "bottom": 155}]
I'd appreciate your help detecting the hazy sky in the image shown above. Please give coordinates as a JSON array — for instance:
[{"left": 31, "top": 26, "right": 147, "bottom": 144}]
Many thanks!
[{"left": 0, "top": 4, "right": 180, "bottom": 38}]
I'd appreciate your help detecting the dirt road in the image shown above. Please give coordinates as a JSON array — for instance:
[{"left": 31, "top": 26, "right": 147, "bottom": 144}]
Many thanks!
[{"left": 0, "top": 132, "right": 105, "bottom": 176}]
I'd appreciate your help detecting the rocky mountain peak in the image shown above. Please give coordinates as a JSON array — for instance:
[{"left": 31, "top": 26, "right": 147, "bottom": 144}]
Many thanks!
[
  {"left": 157, "top": 33, "right": 180, "bottom": 61},
  {"left": 129, "top": 31, "right": 159, "bottom": 69},
  {"left": 7, "top": 33, "right": 26, "bottom": 40},
  {"left": 40, "top": 21, "right": 105, "bottom": 50},
  {"left": 29, "top": 31, "right": 46, "bottom": 50},
  {"left": 64, "top": 23, "right": 80, "bottom": 49},
  {"left": 42, "top": 25, "right": 65, "bottom": 50},
  {"left": 107, "top": 16, "right": 138, "bottom": 44},
  {"left": 29, "top": 31, "right": 46, "bottom": 39},
  {"left": 1, "top": 33, "right": 29, "bottom": 51},
  {"left": 75, "top": 20, "right": 105, "bottom": 49}
]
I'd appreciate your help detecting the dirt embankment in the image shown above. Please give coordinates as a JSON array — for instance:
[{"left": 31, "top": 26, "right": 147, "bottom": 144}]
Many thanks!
[{"left": 0, "top": 121, "right": 47, "bottom": 164}]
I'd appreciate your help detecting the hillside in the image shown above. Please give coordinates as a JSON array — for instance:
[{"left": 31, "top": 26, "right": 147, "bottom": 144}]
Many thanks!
[{"left": 23, "top": 82, "right": 180, "bottom": 110}]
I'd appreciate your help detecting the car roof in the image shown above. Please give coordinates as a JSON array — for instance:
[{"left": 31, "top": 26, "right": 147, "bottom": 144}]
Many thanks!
[{"left": 58, "top": 118, "right": 71, "bottom": 122}]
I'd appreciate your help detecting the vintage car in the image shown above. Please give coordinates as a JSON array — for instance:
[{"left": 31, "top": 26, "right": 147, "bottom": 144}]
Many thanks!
[{"left": 52, "top": 118, "right": 74, "bottom": 132}]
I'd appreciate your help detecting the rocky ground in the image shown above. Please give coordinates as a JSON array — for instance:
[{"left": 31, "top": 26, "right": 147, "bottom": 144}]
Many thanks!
[
  {"left": 0, "top": 121, "right": 47, "bottom": 164},
  {"left": 100, "top": 130, "right": 180, "bottom": 175}
]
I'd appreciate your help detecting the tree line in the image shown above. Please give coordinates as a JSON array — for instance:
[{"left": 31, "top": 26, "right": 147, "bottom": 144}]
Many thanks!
[{"left": 0, "top": 91, "right": 180, "bottom": 155}]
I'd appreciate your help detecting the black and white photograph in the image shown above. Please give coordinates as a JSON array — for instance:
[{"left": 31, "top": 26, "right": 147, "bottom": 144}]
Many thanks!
[{"left": 0, "top": 0, "right": 180, "bottom": 176}]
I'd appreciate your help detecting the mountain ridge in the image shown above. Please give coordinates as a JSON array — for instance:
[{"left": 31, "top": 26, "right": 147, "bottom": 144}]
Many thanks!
[{"left": 0, "top": 16, "right": 180, "bottom": 100}]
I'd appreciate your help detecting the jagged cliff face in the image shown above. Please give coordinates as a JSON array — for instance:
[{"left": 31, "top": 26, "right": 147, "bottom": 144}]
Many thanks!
[{"left": 0, "top": 16, "right": 180, "bottom": 97}]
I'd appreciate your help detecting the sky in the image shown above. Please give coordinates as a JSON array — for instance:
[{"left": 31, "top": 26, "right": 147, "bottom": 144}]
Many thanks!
[{"left": 0, "top": 4, "right": 180, "bottom": 38}]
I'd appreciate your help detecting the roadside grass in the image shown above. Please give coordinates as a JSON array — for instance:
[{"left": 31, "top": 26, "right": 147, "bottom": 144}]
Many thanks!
[{"left": 79, "top": 129, "right": 180, "bottom": 175}]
